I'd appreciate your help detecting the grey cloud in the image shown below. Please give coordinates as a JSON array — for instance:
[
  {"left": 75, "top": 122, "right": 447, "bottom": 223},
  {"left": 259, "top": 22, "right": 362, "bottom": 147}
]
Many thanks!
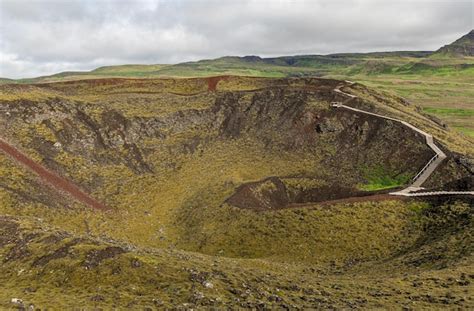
[{"left": 0, "top": 0, "right": 472, "bottom": 78}]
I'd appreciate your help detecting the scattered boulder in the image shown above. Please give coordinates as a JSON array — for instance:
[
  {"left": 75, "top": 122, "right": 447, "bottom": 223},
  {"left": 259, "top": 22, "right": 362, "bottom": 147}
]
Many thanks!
[{"left": 11, "top": 298, "right": 24, "bottom": 307}]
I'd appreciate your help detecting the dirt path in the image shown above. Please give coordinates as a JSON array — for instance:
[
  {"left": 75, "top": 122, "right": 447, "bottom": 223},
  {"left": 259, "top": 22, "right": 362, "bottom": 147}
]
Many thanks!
[
  {"left": 207, "top": 76, "right": 229, "bottom": 91},
  {"left": 0, "top": 138, "right": 107, "bottom": 210}
]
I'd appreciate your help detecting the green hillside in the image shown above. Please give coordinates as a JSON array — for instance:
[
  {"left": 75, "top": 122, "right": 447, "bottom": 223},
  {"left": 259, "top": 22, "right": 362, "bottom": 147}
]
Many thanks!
[
  {"left": 0, "top": 76, "right": 473, "bottom": 308},
  {"left": 3, "top": 30, "right": 472, "bottom": 138}
]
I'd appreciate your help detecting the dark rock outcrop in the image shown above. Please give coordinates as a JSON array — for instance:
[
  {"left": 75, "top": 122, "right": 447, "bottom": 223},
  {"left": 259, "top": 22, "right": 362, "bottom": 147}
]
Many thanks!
[{"left": 435, "top": 30, "right": 474, "bottom": 57}]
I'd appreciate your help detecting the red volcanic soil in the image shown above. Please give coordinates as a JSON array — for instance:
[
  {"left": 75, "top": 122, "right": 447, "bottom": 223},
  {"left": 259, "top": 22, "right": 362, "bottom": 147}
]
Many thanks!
[
  {"left": 0, "top": 138, "right": 107, "bottom": 210},
  {"left": 207, "top": 76, "right": 229, "bottom": 91}
]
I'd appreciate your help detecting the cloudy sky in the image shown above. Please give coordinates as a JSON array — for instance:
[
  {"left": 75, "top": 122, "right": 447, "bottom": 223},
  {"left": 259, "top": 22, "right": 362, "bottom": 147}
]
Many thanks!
[{"left": 0, "top": 0, "right": 472, "bottom": 78}]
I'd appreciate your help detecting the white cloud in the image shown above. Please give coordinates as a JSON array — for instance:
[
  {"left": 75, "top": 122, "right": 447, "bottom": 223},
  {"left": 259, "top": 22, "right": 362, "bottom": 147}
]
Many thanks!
[{"left": 0, "top": 0, "right": 472, "bottom": 78}]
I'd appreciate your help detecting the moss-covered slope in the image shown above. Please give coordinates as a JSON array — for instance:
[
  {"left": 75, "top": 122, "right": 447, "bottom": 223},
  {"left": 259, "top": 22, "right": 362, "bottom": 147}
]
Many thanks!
[{"left": 0, "top": 76, "right": 472, "bottom": 308}]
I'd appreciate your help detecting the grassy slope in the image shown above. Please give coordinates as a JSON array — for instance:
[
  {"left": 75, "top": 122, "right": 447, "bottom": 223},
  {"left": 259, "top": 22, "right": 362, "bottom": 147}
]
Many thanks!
[
  {"left": 0, "top": 33, "right": 472, "bottom": 309},
  {"left": 0, "top": 76, "right": 472, "bottom": 308},
  {"left": 0, "top": 200, "right": 472, "bottom": 309},
  {"left": 0, "top": 77, "right": 470, "bottom": 252},
  {"left": 340, "top": 61, "right": 474, "bottom": 138},
  {"left": 4, "top": 52, "right": 473, "bottom": 138}
]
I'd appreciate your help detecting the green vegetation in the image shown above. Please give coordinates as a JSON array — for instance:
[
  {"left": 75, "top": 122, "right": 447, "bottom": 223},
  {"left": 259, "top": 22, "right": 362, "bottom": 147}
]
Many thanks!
[
  {"left": 0, "top": 100, "right": 471, "bottom": 308},
  {"left": 423, "top": 107, "right": 474, "bottom": 117},
  {"left": 91, "top": 64, "right": 168, "bottom": 75},
  {"left": 454, "top": 126, "right": 474, "bottom": 137},
  {"left": 0, "top": 42, "right": 473, "bottom": 307},
  {"left": 3, "top": 55, "right": 472, "bottom": 138},
  {"left": 0, "top": 77, "right": 467, "bottom": 256},
  {"left": 344, "top": 73, "right": 474, "bottom": 149},
  {"left": 177, "top": 197, "right": 424, "bottom": 262},
  {"left": 1, "top": 31, "right": 472, "bottom": 137},
  {"left": 1, "top": 199, "right": 472, "bottom": 309},
  {"left": 358, "top": 165, "right": 411, "bottom": 191}
]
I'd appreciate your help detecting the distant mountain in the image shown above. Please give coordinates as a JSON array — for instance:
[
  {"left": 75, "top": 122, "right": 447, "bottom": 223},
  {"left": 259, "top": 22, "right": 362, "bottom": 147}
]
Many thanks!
[
  {"left": 1, "top": 30, "right": 473, "bottom": 82},
  {"left": 435, "top": 30, "right": 474, "bottom": 56}
]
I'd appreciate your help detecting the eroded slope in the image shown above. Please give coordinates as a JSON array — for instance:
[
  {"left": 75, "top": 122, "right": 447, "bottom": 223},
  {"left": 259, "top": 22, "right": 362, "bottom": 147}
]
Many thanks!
[{"left": 0, "top": 77, "right": 472, "bottom": 308}]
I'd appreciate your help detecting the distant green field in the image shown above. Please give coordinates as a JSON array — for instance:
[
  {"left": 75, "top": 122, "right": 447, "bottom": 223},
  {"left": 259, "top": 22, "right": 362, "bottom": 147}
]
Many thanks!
[
  {"left": 347, "top": 72, "right": 474, "bottom": 139},
  {"left": 454, "top": 126, "right": 474, "bottom": 138},
  {"left": 423, "top": 107, "right": 474, "bottom": 116},
  {"left": 2, "top": 50, "right": 473, "bottom": 140}
]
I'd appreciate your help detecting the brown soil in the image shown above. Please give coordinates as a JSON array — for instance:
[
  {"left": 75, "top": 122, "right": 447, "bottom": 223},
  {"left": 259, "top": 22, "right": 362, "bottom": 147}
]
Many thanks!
[
  {"left": 226, "top": 176, "right": 409, "bottom": 211},
  {"left": 207, "top": 76, "right": 229, "bottom": 91},
  {"left": 0, "top": 138, "right": 107, "bottom": 210}
]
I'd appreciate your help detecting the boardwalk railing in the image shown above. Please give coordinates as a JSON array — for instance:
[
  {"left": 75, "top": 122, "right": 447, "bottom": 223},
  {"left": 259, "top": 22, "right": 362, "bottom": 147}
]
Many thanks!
[
  {"left": 412, "top": 153, "right": 438, "bottom": 182},
  {"left": 332, "top": 82, "right": 473, "bottom": 197}
]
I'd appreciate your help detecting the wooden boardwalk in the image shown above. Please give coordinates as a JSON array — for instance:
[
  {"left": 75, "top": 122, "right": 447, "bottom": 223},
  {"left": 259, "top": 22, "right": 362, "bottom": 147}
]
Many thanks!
[{"left": 332, "top": 82, "right": 473, "bottom": 197}]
